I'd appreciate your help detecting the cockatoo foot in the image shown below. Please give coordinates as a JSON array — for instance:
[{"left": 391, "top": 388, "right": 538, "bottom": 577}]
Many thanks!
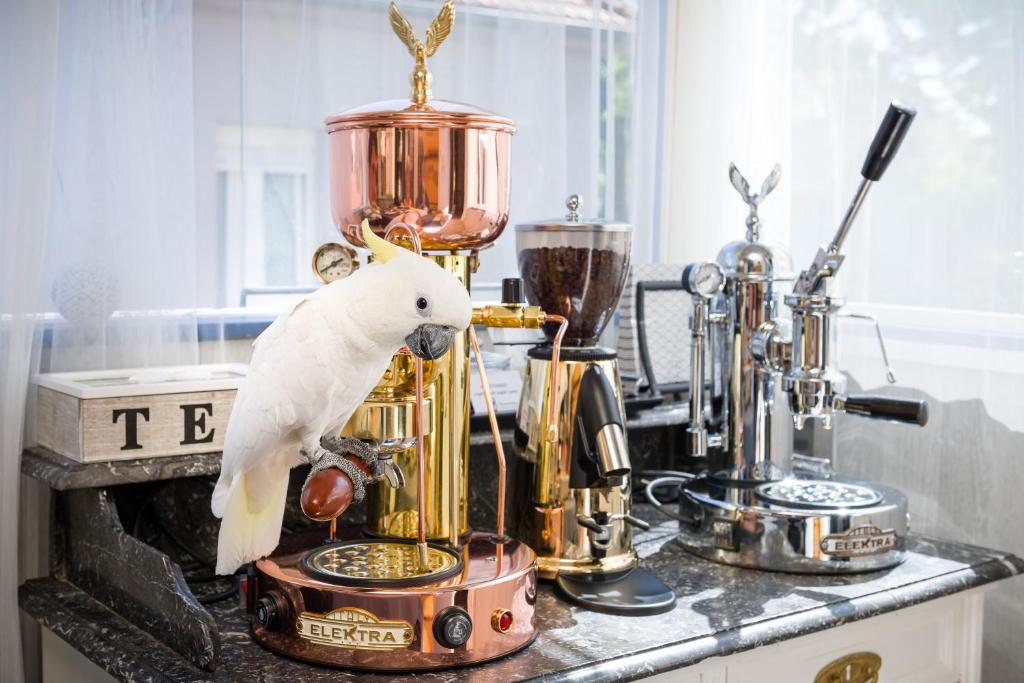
[{"left": 302, "top": 437, "right": 383, "bottom": 503}]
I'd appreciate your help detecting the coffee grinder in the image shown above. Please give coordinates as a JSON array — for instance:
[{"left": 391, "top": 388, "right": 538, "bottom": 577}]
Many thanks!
[
  {"left": 249, "top": 2, "right": 570, "bottom": 670},
  {"left": 510, "top": 195, "right": 676, "bottom": 615}
]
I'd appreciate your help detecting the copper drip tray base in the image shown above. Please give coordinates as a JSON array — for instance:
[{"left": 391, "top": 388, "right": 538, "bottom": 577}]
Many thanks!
[
  {"left": 301, "top": 539, "right": 462, "bottom": 588},
  {"left": 252, "top": 527, "right": 538, "bottom": 671}
]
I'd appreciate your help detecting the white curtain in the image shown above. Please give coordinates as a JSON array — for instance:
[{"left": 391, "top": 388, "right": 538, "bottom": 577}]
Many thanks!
[
  {"left": 2, "top": 1, "right": 59, "bottom": 680},
  {"left": 4, "top": 2, "right": 204, "bottom": 681},
  {"left": 662, "top": 1, "right": 1024, "bottom": 679},
  {"left": 44, "top": 0, "right": 201, "bottom": 372},
  {"left": 4, "top": 1, "right": 660, "bottom": 679}
]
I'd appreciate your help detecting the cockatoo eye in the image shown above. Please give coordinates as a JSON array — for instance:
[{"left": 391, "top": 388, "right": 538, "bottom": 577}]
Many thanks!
[{"left": 415, "top": 295, "right": 432, "bottom": 316}]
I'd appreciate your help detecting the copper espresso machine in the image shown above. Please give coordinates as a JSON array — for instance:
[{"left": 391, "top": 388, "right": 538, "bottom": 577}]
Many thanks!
[
  {"left": 510, "top": 196, "right": 676, "bottom": 615},
  {"left": 249, "top": 2, "right": 568, "bottom": 670}
]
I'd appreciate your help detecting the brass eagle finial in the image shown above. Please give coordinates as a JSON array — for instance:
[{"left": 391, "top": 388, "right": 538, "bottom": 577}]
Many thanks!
[{"left": 388, "top": 1, "right": 455, "bottom": 105}]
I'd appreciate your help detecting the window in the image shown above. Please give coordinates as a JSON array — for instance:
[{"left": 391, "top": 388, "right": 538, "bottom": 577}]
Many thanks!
[
  {"left": 194, "top": 0, "right": 646, "bottom": 307},
  {"left": 215, "top": 125, "right": 315, "bottom": 306}
]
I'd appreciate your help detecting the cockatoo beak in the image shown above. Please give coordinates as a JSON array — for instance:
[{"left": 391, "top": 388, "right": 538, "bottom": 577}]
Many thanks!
[{"left": 406, "top": 324, "right": 459, "bottom": 360}]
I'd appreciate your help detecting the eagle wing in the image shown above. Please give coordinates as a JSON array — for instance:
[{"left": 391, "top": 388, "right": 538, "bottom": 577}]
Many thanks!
[
  {"left": 425, "top": 1, "right": 455, "bottom": 57},
  {"left": 389, "top": 2, "right": 418, "bottom": 57}
]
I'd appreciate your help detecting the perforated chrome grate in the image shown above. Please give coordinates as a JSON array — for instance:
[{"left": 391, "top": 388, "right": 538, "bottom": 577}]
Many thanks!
[{"left": 755, "top": 480, "right": 883, "bottom": 510}]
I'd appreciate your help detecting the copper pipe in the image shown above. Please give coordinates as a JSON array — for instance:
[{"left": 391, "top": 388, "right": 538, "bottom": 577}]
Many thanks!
[
  {"left": 545, "top": 314, "right": 569, "bottom": 443},
  {"left": 414, "top": 354, "right": 428, "bottom": 564},
  {"left": 391, "top": 224, "right": 427, "bottom": 563},
  {"left": 467, "top": 325, "right": 507, "bottom": 540},
  {"left": 384, "top": 222, "right": 423, "bottom": 254}
]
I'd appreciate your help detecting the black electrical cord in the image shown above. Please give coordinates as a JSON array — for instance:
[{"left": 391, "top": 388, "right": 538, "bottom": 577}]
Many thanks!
[
  {"left": 197, "top": 584, "right": 239, "bottom": 605},
  {"left": 132, "top": 485, "right": 241, "bottom": 606}
]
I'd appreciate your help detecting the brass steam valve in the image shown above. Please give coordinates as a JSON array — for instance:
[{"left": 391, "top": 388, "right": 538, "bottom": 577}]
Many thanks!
[{"left": 471, "top": 278, "right": 547, "bottom": 329}]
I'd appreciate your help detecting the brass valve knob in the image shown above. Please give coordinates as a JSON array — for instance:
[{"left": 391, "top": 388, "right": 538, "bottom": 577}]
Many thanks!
[{"left": 471, "top": 304, "right": 546, "bottom": 329}]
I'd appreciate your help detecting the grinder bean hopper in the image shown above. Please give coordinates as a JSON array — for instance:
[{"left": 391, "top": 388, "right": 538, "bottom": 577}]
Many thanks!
[{"left": 510, "top": 196, "right": 676, "bottom": 616}]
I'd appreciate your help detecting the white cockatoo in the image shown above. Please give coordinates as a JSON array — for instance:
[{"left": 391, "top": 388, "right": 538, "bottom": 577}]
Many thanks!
[{"left": 212, "top": 222, "right": 472, "bottom": 575}]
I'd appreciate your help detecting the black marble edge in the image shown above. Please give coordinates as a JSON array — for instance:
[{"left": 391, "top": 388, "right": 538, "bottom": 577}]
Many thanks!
[
  {"left": 21, "top": 446, "right": 224, "bottom": 491},
  {"left": 20, "top": 577, "right": 208, "bottom": 683},
  {"left": 21, "top": 548, "right": 1023, "bottom": 683},
  {"left": 537, "top": 549, "right": 1024, "bottom": 683}
]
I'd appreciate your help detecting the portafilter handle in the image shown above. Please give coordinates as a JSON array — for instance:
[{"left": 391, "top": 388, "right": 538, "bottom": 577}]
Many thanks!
[{"left": 835, "top": 395, "right": 928, "bottom": 427}]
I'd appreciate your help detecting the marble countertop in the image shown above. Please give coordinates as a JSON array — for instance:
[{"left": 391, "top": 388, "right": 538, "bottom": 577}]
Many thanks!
[{"left": 20, "top": 506, "right": 1023, "bottom": 683}]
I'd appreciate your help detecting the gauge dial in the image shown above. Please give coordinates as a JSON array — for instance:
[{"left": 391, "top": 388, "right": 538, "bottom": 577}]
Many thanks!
[
  {"left": 685, "top": 262, "right": 725, "bottom": 298},
  {"left": 312, "top": 242, "right": 359, "bottom": 284}
]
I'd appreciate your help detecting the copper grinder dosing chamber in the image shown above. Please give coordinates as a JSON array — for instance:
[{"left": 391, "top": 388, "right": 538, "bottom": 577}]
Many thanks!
[{"left": 249, "top": 1, "right": 572, "bottom": 671}]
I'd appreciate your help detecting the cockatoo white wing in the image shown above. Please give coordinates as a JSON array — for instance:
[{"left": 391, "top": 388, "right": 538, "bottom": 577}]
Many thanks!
[
  {"left": 211, "top": 222, "right": 476, "bottom": 575},
  {"left": 211, "top": 285, "right": 398, "bottom": 575},
  {"left": 212, "top": 296, "right": 327, "bottom": 511},
  {"left": 212, "top": 295, "right": 339, "bottom": 574}
]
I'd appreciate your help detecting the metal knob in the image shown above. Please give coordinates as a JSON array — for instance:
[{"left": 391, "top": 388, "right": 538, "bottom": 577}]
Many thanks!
[
  {"left": 433, "top": 606, "right": 473, "bottom": 648},
  {"left": 576, "top": 516, "right": 612, "bottom": 550},
  {"left": 623, "top": 514, "right": 651, "bottom": 531},
  {"left": 566, "top": 194, "right": 581, "bottom": 221},
  {"left": 501, "top": 277, "right": 525, "bottom": 305},
  {"left": 254, "top": 592, "right": 287, "bottom": 631}
]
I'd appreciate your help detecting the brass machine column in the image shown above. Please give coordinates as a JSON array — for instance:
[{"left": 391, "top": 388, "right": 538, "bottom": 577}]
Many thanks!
[
  {"left": 364, "top": 254, "right": 472, "bottom": 544},
  {"left": 324, "top": 0, "right": 515, "bottom": 546}
]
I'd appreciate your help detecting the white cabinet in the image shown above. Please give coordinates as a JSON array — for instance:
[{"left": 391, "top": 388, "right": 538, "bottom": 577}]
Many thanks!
[{"left": 645, "top": 590, "right": 985, "bottom": 683}]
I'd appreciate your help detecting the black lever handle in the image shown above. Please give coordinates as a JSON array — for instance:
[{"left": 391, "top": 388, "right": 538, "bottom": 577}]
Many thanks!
[
  {"left": 861, "top": 101, "right": 916, "bottom": 181},
  {"left": 843, "top": 394, "right": 928, "bottom": 427}
]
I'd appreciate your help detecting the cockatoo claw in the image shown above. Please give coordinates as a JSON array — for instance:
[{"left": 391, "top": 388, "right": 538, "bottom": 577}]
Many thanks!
[{"left": 304, "top": 437, "right": 384, "bottom": 503}]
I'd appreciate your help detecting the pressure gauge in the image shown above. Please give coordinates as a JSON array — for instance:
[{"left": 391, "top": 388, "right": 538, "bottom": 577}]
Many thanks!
[
  {"left": 682, "top": 262, "right": 725, "bottom": 299},
  {"left": 312, "top": 242, "right": 359, "bottom": 284}
]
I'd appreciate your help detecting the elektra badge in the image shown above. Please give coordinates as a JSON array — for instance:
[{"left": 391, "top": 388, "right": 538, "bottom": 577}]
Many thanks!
[
  {"left": 820, "top": 525, "right": 897, "bottom": 558},
  {"left": 297, "top": 607, "right": 414, "bottom": 650}
]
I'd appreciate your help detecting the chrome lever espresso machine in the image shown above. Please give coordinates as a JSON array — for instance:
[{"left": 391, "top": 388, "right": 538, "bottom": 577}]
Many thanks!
[{"left": 649, "top": 102, "right": 929, "bottom": 574}]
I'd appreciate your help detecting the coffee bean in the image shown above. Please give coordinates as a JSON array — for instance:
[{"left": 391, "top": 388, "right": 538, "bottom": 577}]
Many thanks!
[{"left": 518, "top": 246, "right": 629, "bottom": 347}]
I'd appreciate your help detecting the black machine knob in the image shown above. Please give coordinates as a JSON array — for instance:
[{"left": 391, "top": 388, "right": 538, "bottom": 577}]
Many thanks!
[
  {"left": 433, "top": 606, "right": 473, "bottom": 648},
  {"left": 680, "top": 263, "right": 699, "bottom": 296},
  {"left": 254, "top": 591, "right": 286, "bottom": 630},
  {"left": 861, "top": 101, "right": 917, "bottom": 181},
  {"left": 501, "top": 277, "right": 526, "bottom": 305}
]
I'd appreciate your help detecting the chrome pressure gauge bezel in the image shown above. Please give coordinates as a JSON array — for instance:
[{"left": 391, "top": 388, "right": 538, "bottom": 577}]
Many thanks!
[{"left": 684, "top": 261, "right": 725, "bottom": 299}]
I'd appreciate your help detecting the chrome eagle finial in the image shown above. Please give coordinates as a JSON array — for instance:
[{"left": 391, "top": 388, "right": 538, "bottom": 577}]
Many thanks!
[
  {"left": 389, "top": 1, "right": 455, "bottom": 105},
  {"left": 729, "top": 162, "right": 781, "bottom": 242}
]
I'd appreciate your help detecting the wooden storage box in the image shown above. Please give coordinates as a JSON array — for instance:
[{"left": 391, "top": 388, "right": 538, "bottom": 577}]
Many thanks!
[{"left": 34, "top": 364, "right": 247, "bottom": 463}]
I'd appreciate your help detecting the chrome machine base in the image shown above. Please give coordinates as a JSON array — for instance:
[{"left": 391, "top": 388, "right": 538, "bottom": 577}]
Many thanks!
[{"left": 675, "top": 476, "right": 908, "bottom": 574}]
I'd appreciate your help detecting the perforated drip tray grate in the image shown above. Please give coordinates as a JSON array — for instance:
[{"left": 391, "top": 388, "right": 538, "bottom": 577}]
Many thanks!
[
  {"left": 301, "top": 539, "right": 463, "bottom": 588},
  {"left": 755, "top": 479, "right": 884, "bottom": 511}
]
